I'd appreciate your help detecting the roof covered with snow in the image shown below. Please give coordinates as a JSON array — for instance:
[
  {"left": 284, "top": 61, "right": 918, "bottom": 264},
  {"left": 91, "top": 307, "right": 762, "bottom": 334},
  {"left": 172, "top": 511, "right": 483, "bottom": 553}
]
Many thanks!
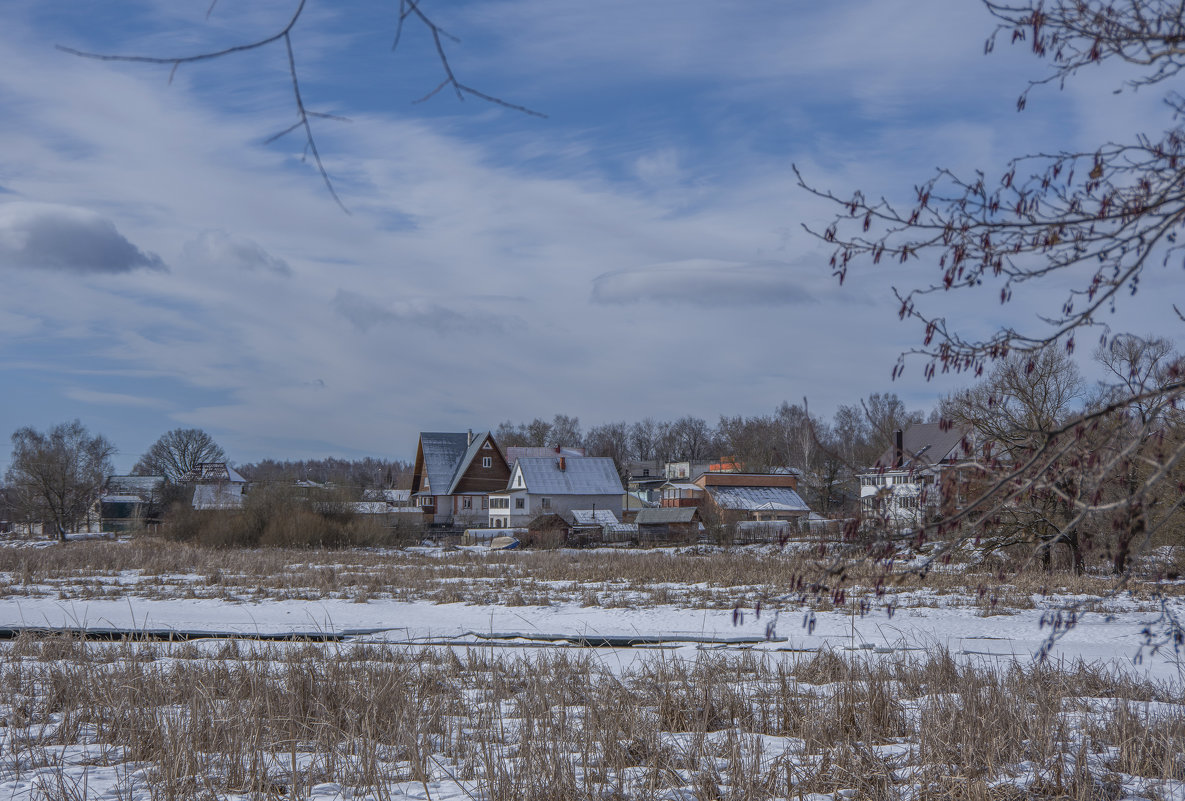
[
  {"left": 417, "top": 432, "right": 472, "bottom": 494},
  {"left": 512, "top": 457, "right": 624, "bottom": 496},
  {"left": 707, "top": 485, "right": 810, "bottom": 512},
  {"left": 181, "top": 462, "right": 246, "bottom": 484},
  {"left": 505, "top": 446, "right": 585, "bottom": 462},
  {"left": 192, "top": 483, "right": 246, "bottom": 510}
]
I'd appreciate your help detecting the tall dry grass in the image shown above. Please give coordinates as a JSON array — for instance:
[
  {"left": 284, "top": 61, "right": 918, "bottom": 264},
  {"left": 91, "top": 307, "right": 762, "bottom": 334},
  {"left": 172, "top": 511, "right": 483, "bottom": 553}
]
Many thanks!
[{"left": 0, "top": 636, "right": 1181, "bottom": 800}]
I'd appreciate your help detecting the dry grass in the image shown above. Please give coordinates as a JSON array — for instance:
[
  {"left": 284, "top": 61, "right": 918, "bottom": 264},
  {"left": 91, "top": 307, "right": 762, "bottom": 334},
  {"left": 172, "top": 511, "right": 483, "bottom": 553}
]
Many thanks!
[
  {"left": 0, "top": 637, "right": 1181, "bottom": 800},
  {"left": 0, "top": 537, "right": 1178, "bottom": 615}
]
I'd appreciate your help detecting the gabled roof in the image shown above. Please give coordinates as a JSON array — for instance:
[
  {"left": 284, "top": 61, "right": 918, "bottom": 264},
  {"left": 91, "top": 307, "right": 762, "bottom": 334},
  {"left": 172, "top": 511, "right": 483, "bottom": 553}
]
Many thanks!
[
  {"left": 416, "top": 431, "right": 504, "bottom": 496},
  {"left": 417, "top": 432, "right": 472, "bottom": 494},
  {"left": 873, "top": 422, "right": 973, "bottom": 469},
  {"left": 447, "top": 431, "right": 501, "bottom": 495},
  {"left": 636, "top": 507, "right": 700, "bottom": 525},
  {"left": 512, "top": 456, "right": 624, "bottom": 496},
  {"left": 707, "top": 485, "right": 810, "bottom": 512},
  {"left": 181, "top": 462, "right": 246, "bottom": 484}
]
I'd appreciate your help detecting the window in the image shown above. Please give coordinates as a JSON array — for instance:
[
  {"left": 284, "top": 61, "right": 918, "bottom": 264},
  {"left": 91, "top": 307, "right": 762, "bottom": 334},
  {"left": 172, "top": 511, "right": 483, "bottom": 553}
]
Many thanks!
[
  {"left": 515, "top": 498, "right": 525, "bottom": 509},
  {"left": 482, "top": 457, "right": 492, "bottom": 468},
  {"left": 540, "top": 497, "right": 551, "bottom": 510},
  {"left": 642, "top": 469, "right": 650, "bottom": 476},
  {"left": 481, "top": 497, "right": 488, "bottom": 510},
  {"left": 462, "top": 497, "right": 472, "bottom": 509},
  {"left": 482, "top": 442, "right": 492, "bottom": 450}
]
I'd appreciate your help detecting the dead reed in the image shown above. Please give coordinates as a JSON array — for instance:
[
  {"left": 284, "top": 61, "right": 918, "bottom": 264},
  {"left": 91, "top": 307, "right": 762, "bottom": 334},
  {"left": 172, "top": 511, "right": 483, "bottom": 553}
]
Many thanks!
[{"left": 0, "top": 636, "right": 1181, "bottom": 800}]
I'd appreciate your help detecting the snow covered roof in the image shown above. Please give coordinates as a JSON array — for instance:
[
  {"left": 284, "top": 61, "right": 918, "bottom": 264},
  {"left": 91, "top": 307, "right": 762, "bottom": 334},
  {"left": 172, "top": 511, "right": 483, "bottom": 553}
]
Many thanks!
[
  {"left": 417, "top": 432, "right": 472, "bottom": 494},
  {"left": 512, "top": 457, "right": 624, "bottom": 496},
  {"left": 101, "top": 495, "right": 148, "bottom": 504},
  {"left": 181, "top": 462, "right": 247, "bottom": 484},
  {"left": 192, "top": 483, "right": 246, "bottom": 510},
  {"left": 505, "top": 446, "right": 585, "bottom": 462},
  {"left": 707, "top": 485, "right": 810, "bottom": 512},
  {"left": 565, "top": 509, "right": 635, "bottom": 536}
]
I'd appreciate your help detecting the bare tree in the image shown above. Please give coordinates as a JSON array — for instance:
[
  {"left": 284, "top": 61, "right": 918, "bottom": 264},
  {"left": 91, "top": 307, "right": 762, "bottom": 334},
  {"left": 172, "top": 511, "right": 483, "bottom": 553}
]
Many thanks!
[
  {"left": 58, "top": 2, "right": 542, "bottom": 209},
  {"left": 799, "top": 0, "right": 1185, "bottom": 609},
  {"left": 5, "top": 421, "right": 116, "bottom": 541},
  {"left": 134, "top": 428, "right": 227, "bottom": 484}
]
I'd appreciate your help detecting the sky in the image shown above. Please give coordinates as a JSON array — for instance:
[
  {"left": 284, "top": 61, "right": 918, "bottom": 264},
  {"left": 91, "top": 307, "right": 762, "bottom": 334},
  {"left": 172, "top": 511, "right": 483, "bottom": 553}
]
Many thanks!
[{"left": 0, "top": 0, "right": 1181, "bottom": 472}]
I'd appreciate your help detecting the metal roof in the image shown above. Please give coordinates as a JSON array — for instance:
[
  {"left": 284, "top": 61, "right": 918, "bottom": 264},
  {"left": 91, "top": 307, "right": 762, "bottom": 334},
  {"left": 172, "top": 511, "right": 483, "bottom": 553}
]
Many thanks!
[
  {"left": 873, "top": 422, "right": 972, "bottom": 469},
  {"left": 635, "top": 507, "right": 699, "bottom": 525},
  {"left": 181, "top": 462, "right": 247, "bottom": 484},
  {"left": 707, "top": 485, "right": 810, "bottom": 512},
  {"left": 513, "top": 456, "right": 624, "bottom": 496},
  {"left": 417, "top": 432, "right": 472, "bottom": 494}
]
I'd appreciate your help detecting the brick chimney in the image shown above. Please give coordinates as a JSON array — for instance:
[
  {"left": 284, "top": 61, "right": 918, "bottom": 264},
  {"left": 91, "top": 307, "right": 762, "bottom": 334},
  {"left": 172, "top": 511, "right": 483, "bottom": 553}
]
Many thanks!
[
  {"left": 468, "top": 429, "right": 473, "bottom": 446},
  {"left": 894, "top": 429, "right": 904, "bottom": 467},
  {"left": 558, "top": 456, "right": 566, "bottom": 471}
]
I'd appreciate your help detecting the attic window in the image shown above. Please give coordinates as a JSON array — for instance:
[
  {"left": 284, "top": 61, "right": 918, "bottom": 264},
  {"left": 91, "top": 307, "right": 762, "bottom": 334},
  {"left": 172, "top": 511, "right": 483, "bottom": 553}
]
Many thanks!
[
  {"left": 482, "top": 457, "right": 492, "bottom": 468},
  {"left": 482, "top": 442, "right": 492, "bottom": 450}
]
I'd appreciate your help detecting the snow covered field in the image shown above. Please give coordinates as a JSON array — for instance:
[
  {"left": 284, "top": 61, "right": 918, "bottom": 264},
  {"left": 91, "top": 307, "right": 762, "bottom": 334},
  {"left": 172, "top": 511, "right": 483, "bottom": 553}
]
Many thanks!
[{"left": 0, "top": 539, "right": 1181, "bottom": 800}]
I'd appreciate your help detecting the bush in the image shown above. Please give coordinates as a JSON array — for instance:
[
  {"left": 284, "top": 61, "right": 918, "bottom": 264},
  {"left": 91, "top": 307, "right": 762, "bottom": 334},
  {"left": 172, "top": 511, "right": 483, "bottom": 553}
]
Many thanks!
[{"left": 159, "top": 484, "right": 405, "bottom": 549}]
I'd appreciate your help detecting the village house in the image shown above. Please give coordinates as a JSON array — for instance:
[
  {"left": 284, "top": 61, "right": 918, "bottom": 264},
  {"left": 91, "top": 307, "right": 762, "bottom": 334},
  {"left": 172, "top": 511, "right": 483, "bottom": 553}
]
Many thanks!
[
  {"left": 858, "top": 422, "right": 975, "bottom": 528},
  {"left": 488, "top": 455, "right": 624, "bottom": 529},
  {"left": 99, "top": 475, "right": 165, "bottom": 532},
  {"left": 185, "top": 462, "right": 249, "bottom": 511},
  {"left": 696, "top": 471, "right": 812, "bottom": 523},
  {"left": 410, "top": 431, "right": 510, "bottom": 527},
  {"left": 635, "top": 506, "right": 703, "bottom": 542}
]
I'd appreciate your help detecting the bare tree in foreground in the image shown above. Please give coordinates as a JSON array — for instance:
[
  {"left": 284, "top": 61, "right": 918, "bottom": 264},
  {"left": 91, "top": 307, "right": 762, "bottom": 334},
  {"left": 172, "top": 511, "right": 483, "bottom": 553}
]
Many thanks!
[
  {"left": 5, "top": 421, "right": 116, "bottom": 541},
  {"left": 799, "top": 0, "right": 1185, "bottom": 650},
  {"left": 133, "top": 428, "right": 227, "bottom": 484},
  {"left": 57, "top": 1, "right": 542, "bottom": 210}
]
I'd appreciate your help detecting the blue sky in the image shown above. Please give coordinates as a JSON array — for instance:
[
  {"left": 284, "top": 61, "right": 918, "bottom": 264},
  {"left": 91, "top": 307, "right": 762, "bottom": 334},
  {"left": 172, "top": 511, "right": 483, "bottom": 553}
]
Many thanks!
[{"left": 0, "top": 1, "right": 1180, "bottom": 471}]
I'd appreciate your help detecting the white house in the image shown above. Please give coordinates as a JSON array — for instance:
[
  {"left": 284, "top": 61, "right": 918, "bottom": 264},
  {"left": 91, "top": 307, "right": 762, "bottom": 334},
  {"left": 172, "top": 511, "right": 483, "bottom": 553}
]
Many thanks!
[
  {"left": 857, "top": 423, "right": 974, "bottom": 529},
  {"left": 488, "top": 456, "right": 624, "bottom": 528}
]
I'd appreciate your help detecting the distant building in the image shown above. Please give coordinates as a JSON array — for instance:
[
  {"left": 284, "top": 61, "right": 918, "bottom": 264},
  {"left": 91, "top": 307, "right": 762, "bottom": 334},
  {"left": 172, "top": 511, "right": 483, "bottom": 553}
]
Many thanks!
[
  {"left": 488, "top": 455, "right": 624, "bottom": 529},
  {"left": 857, "top": 422, "right": 975, "bottom": 528},
  {"left": 99, "top": 475, "right": 165, "bottom": 531},
  {"left": 410, "top": 431, "right": 510, "bottom": 527},
  {"left": 184, "top": 462, "right": 249, "bottom": 511}
]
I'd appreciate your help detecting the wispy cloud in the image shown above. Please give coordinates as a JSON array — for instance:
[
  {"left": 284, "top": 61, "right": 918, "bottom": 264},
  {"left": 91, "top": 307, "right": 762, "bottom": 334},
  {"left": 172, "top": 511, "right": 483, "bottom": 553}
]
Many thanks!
[
  {"left": 63, "top": 388, "right": 166, "bottom": 408},
  {"left": 592, "top": 259, "right": 815, "bottom": 307},
  {"left": 181, "top": 230, "right": 291, "bottom": 276}
]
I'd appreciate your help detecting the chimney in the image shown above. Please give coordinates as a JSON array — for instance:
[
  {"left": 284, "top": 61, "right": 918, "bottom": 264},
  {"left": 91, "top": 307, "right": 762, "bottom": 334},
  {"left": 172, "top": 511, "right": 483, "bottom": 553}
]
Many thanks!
[
  {"left": 894, "top": 429, "right": 904, "bottom": 467},
  {"left": 468, "top": 429, "right": 474, "bottom": 446},
  {"left": 558, "top": 456, "right": 566, "bottom": 472}
]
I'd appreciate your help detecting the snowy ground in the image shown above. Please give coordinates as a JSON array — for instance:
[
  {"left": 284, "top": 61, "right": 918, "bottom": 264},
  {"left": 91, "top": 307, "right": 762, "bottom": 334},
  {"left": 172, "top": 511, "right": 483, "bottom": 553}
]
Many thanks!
[{"left": 0, "top": 542, "right": 1181, "bottom": 800}]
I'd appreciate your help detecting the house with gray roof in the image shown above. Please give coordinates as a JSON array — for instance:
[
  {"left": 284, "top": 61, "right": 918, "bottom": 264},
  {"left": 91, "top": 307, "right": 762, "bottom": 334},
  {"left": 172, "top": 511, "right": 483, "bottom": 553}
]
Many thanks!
[
  {"left": 410, "top": 431, "right": 510, "bottom": 526},
  {"left": 694, "top": 471, "right": 813, "bottom": 524},
  {"left": 857, "top": 422, "right": 975, "bottom": 528},
  {"left": 488, "top": 455, "right": 624, "bottom": 529},
  {"left": 635, "top": 506, "right": 703, "bottom": 542}
]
